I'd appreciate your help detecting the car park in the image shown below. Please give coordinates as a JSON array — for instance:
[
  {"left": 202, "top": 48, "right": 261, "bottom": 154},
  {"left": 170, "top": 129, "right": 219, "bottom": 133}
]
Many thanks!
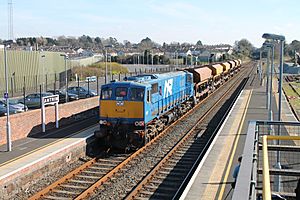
[
  {"left": 0, "top": 99, "right": 28, "bottom": 116},
  {"left": 47, "top": 90, "right": 79, "bottom": 103},
  {"left": 23, "top": 92, "right": 54, "bottom": 109},
  {"left": 67, "top": 86, "right": 97, "bottom": 99},
  {"left": 85, "top": 76, "right": 97, "bottom": 82}
]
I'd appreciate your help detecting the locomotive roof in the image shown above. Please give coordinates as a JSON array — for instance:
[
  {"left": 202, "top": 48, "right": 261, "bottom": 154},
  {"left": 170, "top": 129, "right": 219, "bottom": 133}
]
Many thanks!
[
  {"left": 102, "top": 71, "right": 189, "bottom": 88},
  {"left": 102, "top": 80, "right": 148, "bottom": 88},
  {"left": 126, "top": 71, "right": 187, "bottom": 84}
]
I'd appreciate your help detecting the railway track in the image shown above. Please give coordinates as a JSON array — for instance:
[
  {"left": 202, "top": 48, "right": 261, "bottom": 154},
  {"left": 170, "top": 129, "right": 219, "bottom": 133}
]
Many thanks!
[
  {"left": 28, "top": 153, "right": 129, "bottom": 200},
  {"left": 283, "top": 77, "right": 300, "bottom": 120},
  {"left": 30, "top": 62, "right": 255, "bottom": 200},
  {"left": 124, "top": 67, "right": 251, "bottom": 199}
]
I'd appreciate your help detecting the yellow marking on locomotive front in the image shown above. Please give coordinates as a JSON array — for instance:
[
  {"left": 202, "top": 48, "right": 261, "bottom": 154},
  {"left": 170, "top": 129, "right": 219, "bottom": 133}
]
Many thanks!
[{"left": 100, "top": 100, "right": 143, "bottom": 118}]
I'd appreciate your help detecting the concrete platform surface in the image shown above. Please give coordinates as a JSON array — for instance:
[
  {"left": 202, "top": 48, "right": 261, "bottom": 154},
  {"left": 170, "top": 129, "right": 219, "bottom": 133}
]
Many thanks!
[{"left": 180, "top": 73, "right": 297, "bottom": 199}]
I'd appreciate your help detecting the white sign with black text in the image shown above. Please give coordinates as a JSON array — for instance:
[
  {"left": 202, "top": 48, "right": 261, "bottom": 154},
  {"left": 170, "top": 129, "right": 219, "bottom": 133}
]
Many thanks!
[{"left": 41, "top": 95, "right": 59, "bottom": 132}]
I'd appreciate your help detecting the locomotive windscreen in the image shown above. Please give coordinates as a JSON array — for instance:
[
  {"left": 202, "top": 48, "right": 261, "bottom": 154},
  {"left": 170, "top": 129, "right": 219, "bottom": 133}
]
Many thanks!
[{"left": 129, "top": 88, "right": 144, "bottom": 101}]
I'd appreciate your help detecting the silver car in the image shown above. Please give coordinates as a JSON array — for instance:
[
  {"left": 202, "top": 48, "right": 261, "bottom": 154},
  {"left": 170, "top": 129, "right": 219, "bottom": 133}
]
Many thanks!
[
  {"left": 24, "top": 92, "right": 54, "bottom": 109},
  {"left": 0, "top": 99, "right": 28, "bottom": 116}
]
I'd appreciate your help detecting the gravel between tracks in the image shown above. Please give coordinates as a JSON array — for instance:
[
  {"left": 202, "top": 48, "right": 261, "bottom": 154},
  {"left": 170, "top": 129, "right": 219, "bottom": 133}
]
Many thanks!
[
  {"left": 11, "top": 156, "right": 91, "bottom": 200},
  {"left": 90, "top": 65, "right": 253, "bottom": 199}
]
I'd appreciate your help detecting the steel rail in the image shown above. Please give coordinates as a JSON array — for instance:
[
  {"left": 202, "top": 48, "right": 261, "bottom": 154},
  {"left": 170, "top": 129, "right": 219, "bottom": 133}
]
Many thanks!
[
  {"left": 124, "top": 64, "right": 252, "bottom": 199},
  {"left": 30, "top": 64, "right": 248, "bottom": 200},
  {"left": 75, "top": 66, "right": 248, "bottom": 199},
  {"left": 29, "top": 158, "right": 98, "bottom": 200}
]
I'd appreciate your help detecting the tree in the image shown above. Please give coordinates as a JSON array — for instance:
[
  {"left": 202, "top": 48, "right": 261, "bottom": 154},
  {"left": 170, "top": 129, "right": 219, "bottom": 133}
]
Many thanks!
[
  {"left": 233, "top": 39, "right": 254, "bottom": 58},
  {"left": 95, "top": 37, "right": 101, "bottom": 44},
  {"left": 196, "top": 40, "right": 203, "bottom": 46},
  {"left": 139, "top": 37, "right": 155, "bottom": 49},
  {"left": 57, "top": 35, "right": 68, "bottom": 46},
  {"left": 286, "top": 40, "right": 300, "bottom": 58}
]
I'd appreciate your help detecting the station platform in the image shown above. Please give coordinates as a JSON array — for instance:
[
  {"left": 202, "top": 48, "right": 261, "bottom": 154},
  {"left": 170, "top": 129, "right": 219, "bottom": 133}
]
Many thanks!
[
  {"left": 0, "top": 117, "right": 98, "bottom": 198},
  {"left": 180, "top": 74, "right": 298, "bottom": 199}
]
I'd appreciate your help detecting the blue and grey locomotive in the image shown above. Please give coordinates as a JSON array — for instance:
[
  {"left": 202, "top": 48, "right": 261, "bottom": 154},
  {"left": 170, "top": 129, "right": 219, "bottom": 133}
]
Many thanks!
[{"left": 95, "top": 71, "right": 195, "bottom": 149}]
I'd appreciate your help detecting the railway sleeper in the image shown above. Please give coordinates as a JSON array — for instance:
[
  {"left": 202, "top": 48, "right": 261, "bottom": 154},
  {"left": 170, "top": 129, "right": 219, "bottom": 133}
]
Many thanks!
[
  {"left": 172, "top": 154, "right": 197, "bottom": 159},
  {"left": 151, "top": 176, "right": 183, "bottom": 183},
  {"left": 51, "top": 189, "right": 81, "bottom": 195},
  {"left": 165, "top": 161, "right": 195, "bottom": 167},
  {"left": 76, "top": 174, "right": 100, "bottom": 179},
  {"left": 93, "top": 162, "right": 118, "bottom": 167},
  {"left": 97, "top": 158, "right": 123, "bottom": 163},
  {"left": 158, "top": 171, "right": 186, "bottom": 176},
  {"left": 88, "top": 165, "right": 112, "bottom": 170},
  {"left": 83, "top": 170, "right": 107, "bottom": 175},
  {"left": 145, "top": 191, "right": 175, "bottom": 198},
  {"left": 133, "top": 197, "right": 149, "bottom": 200},
  {"left": 150, "top": 184, "right": 180, "bottom": 191},
  {"left": 43, "top": 195, "right": 72, "bottom": 200},
  {"left": 68, "top": 179, "right": 94, "bottom": 184},
  {"left": 59, "top": 184, "right": 87, "bottom": 190},
  {"left": 139, "top": 190, "right": 154, "bottom": 196},
  {"left": 161, "top": 167, "right": 188, "bottom": 172}
]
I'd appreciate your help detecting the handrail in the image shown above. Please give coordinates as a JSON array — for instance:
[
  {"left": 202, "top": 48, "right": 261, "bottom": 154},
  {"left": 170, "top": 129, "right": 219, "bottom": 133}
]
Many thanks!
[
  {"left": 262, "top": 135, "right": 271, "bottom": 200},
  {"left": 262, "top": 135, "right": 300, "bottom": 200},
  {"left": 232, "top": 121, "right": 257, "bottom": 200}
]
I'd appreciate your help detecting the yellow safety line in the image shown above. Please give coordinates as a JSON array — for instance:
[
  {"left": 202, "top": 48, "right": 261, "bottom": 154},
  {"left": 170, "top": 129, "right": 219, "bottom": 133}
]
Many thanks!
[
  {"left": 217, "top": 89, "right": 252, "bottom": 200},
  {"left": 0, "top": 124, "right": 97, "bottom": 168},
  {"left": 262, "top": 135, "right": 271, "bottom": 200}
]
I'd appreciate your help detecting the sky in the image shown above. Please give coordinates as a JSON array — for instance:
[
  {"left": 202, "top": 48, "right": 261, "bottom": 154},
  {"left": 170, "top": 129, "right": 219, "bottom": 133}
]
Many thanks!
[{"left": 0, "top": 0, "right": 299, "bottom": 47}]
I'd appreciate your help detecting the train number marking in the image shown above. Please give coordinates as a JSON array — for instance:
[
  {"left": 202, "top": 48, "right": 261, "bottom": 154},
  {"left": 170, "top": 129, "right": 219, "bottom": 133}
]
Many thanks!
[{"left": 163, "top": 79, "right": 173, "bottom": 98}]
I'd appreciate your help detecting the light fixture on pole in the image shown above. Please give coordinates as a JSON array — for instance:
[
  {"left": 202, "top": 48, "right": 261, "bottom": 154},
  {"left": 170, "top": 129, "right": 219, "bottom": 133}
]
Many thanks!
[
  {"left": 104, "top": 45, "right": 113, "bottom": 83},
  {"left": 262, "top": 42, "right": 274, "bottom": 122},
  {"left": 3, "top": 40, "right": 15, "bottom": 152},
  {"left": 60, "top": 54, "right": 69, "bottom": 102},
  {"left": 262, "top": 33, "right": 285, "bottom": 192},
  {"left": 40, "top": 53, "right": 46, "bottom": 92}
]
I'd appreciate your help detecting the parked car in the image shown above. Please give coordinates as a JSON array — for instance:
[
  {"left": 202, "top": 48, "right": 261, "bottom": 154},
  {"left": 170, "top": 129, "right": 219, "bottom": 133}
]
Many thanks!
[
  {"left": 47, "top": 90, "right": 79, "bottom": 103},
  {"left": 0, "top": 99, "right": 28, "bottom": 116},
  {"left": 23, "top": 92, "right": 54, "bottom": 109},
  {"left": 67, "top": 86, "right": 97, "bottom": 99},
  {"left": 85, "top": 76, "right": 97, "bottom": 82}
]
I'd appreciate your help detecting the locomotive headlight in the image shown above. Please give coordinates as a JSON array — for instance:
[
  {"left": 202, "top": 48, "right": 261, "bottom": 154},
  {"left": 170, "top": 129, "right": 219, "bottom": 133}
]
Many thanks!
[
  {"left": 134, "top": 121, "right": 145, "bottom": 126},
  {"left": 99, "top": 120, "right": 107, "bottom": 125}
]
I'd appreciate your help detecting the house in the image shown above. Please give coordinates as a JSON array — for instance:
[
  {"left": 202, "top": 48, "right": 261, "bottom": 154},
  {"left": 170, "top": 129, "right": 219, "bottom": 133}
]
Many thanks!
[{"left": 74, "top": 47, "right": 84, "bottom": 54}]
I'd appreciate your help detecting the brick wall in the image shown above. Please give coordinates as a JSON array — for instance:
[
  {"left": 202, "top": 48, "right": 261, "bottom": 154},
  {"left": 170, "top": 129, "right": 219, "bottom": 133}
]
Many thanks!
[{"left": 0, "top": 97, "right": 99, "bottom": 146}]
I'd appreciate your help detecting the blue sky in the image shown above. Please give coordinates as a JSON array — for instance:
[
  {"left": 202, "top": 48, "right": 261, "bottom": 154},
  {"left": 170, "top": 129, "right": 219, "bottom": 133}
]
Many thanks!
[{"left": 0, "top": 0, "right": 299, "bottom": 47}]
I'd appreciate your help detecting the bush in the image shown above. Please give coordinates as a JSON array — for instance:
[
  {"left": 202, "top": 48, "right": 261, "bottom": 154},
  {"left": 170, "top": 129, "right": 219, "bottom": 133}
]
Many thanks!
[{"left": 71, "top": 62, "right": 129, "bottom": 79}]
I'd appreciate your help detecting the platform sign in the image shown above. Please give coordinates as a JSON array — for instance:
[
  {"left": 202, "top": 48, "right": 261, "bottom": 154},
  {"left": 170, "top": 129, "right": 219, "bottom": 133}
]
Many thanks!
[
  {"left": 41, "top": 95, "right": 59, "bottom": 132},
  {"left": 43, "top": 95, "right": 59, "bottom": 105},
  {"left": 3, "top": 92, "right": 8, "bottom": 99}
]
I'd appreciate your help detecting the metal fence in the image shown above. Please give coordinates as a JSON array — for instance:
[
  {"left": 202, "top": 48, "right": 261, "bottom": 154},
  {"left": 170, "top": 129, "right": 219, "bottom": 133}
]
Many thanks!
[
  {"left": 233, "top": 120, "right": 300, "bottom": 200},
  {"left": 0, "top": 65, "right": 177, "bottom": 112}
]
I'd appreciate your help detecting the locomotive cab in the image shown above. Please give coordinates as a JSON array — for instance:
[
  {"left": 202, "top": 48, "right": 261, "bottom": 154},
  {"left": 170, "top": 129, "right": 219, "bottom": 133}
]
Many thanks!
[{"left": 96, "top": 82, "right": 148, "bottom": 149}]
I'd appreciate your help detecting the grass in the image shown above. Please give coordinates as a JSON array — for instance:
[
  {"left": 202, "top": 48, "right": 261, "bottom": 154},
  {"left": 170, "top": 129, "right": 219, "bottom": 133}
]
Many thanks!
[
  {"left": 283, "top": 82, "right": 300, "bottom": 115},
  {"left": 71, "top": 62, "right": 129, "bottom": 78}
]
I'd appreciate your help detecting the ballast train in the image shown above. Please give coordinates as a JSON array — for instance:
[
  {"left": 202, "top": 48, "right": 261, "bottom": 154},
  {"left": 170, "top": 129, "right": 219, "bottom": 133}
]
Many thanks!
[{"left": 94, "top": 60, "right": 242, "bottom": 149}]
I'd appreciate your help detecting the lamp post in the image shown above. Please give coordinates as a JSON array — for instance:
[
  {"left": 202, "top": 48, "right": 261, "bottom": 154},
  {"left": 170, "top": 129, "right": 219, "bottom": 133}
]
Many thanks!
[
  {"left": 109, "top": 54, "right": 112, "bottom": 81},
  {"left": 262, "top": 33, "right": 285, "bottom": 192},
  {"left": 40, "top": 53, "right": 46, "bottom": 92},
  {"left": 3, "top": 40, "right": 14, "bottom": 152},
  {"left": 105, "top": 49, "right": 108, "bottom": 83},
  {"left": 104, "top": 45, "right": 113, "bottom": 83},
  {"left": 263, "top": 43, "right": 274, "bottom": 122},
  {"left": 60, "top": 54, "right": 68, "bottom": 102},
  {"left": 151, "top": 50, "right": 153, "bottom": 66},
  {"left": 262, "top": 33, "right": 285, "bottom": 121},
  {"left": 176, "top": 50, "right": 178, "bottom": 68}
]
